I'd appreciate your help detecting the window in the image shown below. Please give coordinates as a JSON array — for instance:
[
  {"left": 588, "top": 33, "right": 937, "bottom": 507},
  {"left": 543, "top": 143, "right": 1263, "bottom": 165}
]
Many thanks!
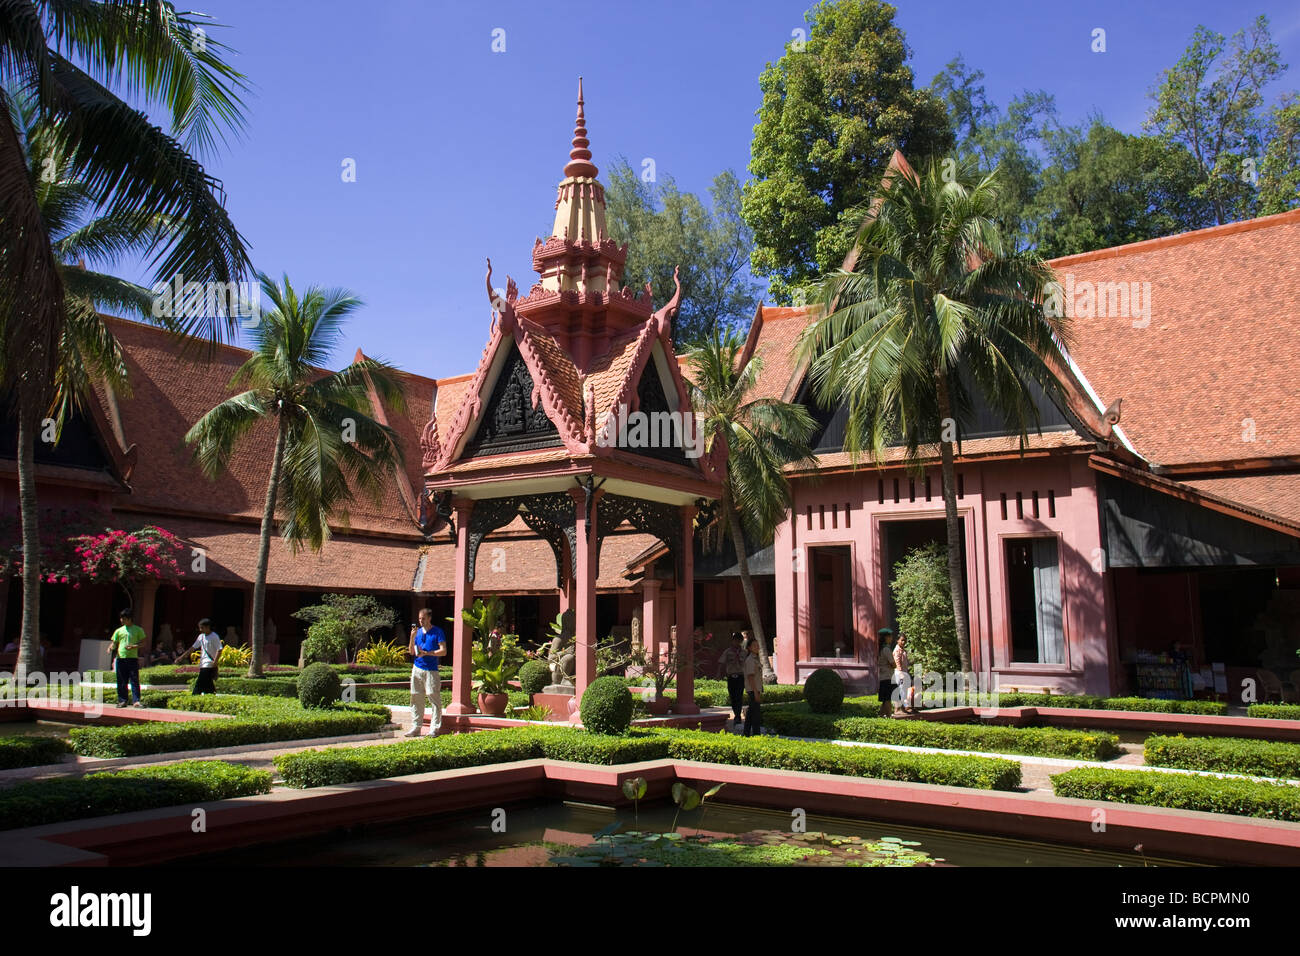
[{"left": 1006, "top": 538, "right": 1064, "bottom": 664}]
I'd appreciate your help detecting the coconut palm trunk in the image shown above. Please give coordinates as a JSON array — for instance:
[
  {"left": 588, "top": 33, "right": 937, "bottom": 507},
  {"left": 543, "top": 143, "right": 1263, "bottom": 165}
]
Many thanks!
[
  {"left": 15, "top": 406, "right": 41, "bottom": 686},
  {"left": 248, "top": 419, "right": 287, "bottom": 677},
  {"left": 725, "top": 492, "right": 775, "bottom": 682},
  {"left": 936, "top": 379, "right": 972, "bottom": 673}
]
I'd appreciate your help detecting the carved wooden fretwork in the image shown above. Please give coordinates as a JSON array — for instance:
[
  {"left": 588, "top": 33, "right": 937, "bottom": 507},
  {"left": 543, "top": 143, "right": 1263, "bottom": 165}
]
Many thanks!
[
  {"left": 466, "top": 493, "right": 578, "bottom": 587},
  {"left": 464, "top": 344, "right": 562, "bottom": 457},
  {"left": 520, "top": 492, "right": 578, "bottom": 588},
  {"left": 597, "top": 493, "right": 682, "bottom": 574}
]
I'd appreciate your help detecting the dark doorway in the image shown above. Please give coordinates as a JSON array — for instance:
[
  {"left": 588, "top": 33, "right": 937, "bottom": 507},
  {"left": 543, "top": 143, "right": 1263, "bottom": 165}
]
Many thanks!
[
  {"left": 211, "top": 588, "right": 246, "bottom": 643},
  {"left": 810, "top": 545, "right": 853, "bottom": 658},
  {"left": 881, "top": 518, "right": 968, "bottom": 631}
]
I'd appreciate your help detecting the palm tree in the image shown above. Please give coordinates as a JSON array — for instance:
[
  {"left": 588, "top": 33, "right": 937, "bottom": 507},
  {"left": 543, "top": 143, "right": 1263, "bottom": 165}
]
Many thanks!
[
  {"left": 800, "top": 157, "right": 1071, "bottom": 673},
  {"left": 185, "top": 274, "right": 407, "bottom": 676},
  {"left": 1, "top": 2, "right": 251, "bottom": 680},
  {"left": 687, "top": 326, "right": 818, "bottom": 682}
]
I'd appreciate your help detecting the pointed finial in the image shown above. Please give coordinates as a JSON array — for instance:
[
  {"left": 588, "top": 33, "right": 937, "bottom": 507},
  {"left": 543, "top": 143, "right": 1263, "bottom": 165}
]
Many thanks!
[{"left": 564, "top": 76, "right": 598, "bottom": 179}]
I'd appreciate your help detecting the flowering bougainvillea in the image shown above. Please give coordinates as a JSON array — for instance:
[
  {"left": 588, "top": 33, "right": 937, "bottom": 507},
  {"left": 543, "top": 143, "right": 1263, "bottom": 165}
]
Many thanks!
[
  {"left": 0, "top": 507, "right": 110, "bottom": 583},
  {"left": 72, "top": 526, "right": 186, "bottom": 595}
]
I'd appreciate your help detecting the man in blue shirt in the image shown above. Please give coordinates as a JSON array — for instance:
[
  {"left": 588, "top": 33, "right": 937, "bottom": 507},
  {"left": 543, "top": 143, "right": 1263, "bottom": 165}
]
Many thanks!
[{"left": 406, "top": 608, "right": 447, "bottom": 736}]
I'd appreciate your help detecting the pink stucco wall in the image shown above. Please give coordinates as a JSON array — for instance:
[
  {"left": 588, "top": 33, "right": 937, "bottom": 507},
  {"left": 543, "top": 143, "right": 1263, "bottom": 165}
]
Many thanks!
[{"left": 774, "top": 451, "right": 1116, "bottom": 694}]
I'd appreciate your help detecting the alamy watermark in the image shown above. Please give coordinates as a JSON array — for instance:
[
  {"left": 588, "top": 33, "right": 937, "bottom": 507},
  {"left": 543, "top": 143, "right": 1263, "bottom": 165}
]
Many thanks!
[
  {"left": 595, "top": 403, "right": 705, "bottom": 459},
  {"left": 893, "top": 669, "right": 1003, "bottom": 715},
  {"left": 1, "top": 669, "right": 104, "bottom": 717},
  {"left": 1042, "top": 273, "right": 1152, "bottom": 328},
  {"left": 152, "top": 274, "right": 260, "bottom": 326}
]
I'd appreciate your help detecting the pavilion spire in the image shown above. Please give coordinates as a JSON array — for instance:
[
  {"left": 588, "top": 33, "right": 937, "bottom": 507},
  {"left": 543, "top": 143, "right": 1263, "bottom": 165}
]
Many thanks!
[{"left": 563, "top": 77, "right": 598, "bottom": 179}]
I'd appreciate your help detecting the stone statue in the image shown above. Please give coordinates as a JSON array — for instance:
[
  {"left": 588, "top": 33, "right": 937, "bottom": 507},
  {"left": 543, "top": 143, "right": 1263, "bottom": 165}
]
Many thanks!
[{"left": 541, "top": 610, "right": 577, "bottom": 691}]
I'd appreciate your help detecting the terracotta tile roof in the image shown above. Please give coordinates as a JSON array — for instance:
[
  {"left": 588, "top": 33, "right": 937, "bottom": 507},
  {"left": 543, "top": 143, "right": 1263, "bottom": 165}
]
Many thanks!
[
  {"left": 1049, "top": 210, "right": 1300, "bottom": 467},
  {"left": 440, "top": 447, "right": 586, "bottom": 475},
  {"left": 736, "top": 305, "right": 813, "bottom": 403},
  {"left": 1179, "top": 474, "right": 1300, "bottom": 530},
  {"left": 100, "top": 317, "right": 429, "bottom": 537},
  {"left": 790, "top": 432, "right": 1093, "bottom": 475},
  {"left": 519, "top": 324, "right": 584, "bottom": 423},
  {"left": 159, "top": 516, "right": 421, "bottom": 591}
]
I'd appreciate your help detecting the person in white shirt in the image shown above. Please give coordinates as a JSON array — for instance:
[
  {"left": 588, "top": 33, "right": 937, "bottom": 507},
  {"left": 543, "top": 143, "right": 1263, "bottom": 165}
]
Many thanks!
[
  {"left": 742, "top": 636, "right": 763, "bottom": 737},
  {"left": 189, "top": 618, "right": 223, "bottom": 695}
]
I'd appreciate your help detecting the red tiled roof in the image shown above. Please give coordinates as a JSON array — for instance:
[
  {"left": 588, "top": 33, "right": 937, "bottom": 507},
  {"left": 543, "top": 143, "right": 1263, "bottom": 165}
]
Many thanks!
[
  {"left": 1179, "top": 474, "right": 1300, "bottom": 530},
  {"left": 1049, "top": 209, "right": 1300, "bottom": 467},
  {"left": 159, "top": 516, "right": 421, "bottom": 591},
  {"left": 99, "top": 317, "right": 430, "bottom": 537}
]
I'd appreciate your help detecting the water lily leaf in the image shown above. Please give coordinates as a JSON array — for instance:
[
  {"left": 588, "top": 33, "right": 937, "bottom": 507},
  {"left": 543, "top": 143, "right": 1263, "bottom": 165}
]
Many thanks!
[
  {"left": 622, "top": 776, "right": 648, "bottom": 801},
  {"left": 703, "top": 783, "right": 727, "bottom": 799},
  {"left": 671, "top": 782, "right": 700, "bottom": 810},
  {"left": 592, "top": 821, "right": 623, "bottom": 840}
]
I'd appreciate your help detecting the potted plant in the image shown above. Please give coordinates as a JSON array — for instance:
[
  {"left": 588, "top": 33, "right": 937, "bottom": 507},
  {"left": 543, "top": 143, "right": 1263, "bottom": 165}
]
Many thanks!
[{"left": 459, "top": 597, "right": 522, "bottom": 716}]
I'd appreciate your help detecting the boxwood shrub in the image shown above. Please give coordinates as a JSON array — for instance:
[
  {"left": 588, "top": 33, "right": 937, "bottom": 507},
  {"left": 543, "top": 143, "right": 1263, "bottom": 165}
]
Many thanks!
[
  {"left": 0, "top": 760, "right": 272, "bottom": 831},
  {"left": 1247, "top": 704, "right": 1300, "bottom": 721},
  {"left": 1145, "top": 734, "right": 1300, "bottom": 779},
  {"left": 274, "top": 725, "right": 1020, "bottom": 791},
  {"left": 1051, "top": 766, "right": 1300, "bottom": 821},
  {"left": 764, "top": 709, "right": 1120, "bottom": 760},
  {"left": 804, "top": 668, "right": 845, "bottom": 714},
  {"left": 692, "top": 680, "right": 803, "bottom": 707},
  {"left": 919, "top": 691, "right": 1227, "bottom": 715},
  {"left": 518, "top": 660, "right": 552, "bottom": 697},
  {"left": 579, "top": 677, "right": 633, "bottom": 735},
  {"left": 68, "top": 696, "right": 390, "bottom": 757},
  {"left": 298, "top": 663, "right": 342, "bottom": 709},
  {"left": 0, "top": 734, "right": 72, "bottom": 770}
]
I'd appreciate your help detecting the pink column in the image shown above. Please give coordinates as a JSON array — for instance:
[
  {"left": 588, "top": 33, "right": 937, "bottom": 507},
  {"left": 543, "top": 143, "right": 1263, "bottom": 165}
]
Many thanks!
[
  {"left": 446, "top": 499, "right": 475, "bottom": 715},
  {"left": 570, "top": 487, "right": 600, "bottom": 700},
  {"left": 774, "top": 514, "right": 796, "bottom": 684},
  {"left": 641, "top": 573, "right": 662, "bottom": 661},
  {"left": 674, "top": 504, "right": 699, "bottom": 715},
  {"left": 132, "top": 581, "right": 159, "bottom": 660}
]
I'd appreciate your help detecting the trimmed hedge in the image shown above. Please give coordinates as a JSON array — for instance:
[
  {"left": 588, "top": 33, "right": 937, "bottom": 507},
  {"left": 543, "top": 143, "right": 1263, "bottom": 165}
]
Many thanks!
[
  {"left": 921, "top": 691, "right": 1227, "bottom": 716},
  {"left": 1247, "top": 704, "right": 1300, "bottom": 721},
  {"left": 0, "top": 760, "right": 273, "bottom": 831},
  {"left": 1051, "top": 766, "right": 1300, "bottom": 821},
  {"left": 274, "top": 725, "right": 1021, "bottom": 791},
  {"left": 764, "top": 708, "right": 1121, "bottom": 760},
  {"left": 0, "top": 734, "right": 72, "bottom": 769},
  {"left": 693, "top": 680, "right": 803, "bottom": 707},
  {"left": 299, "top": 663, "right": 342, "bottom": 708},
  {"left": 1145, "top": 734, "right": 1300, "bottom": 779},
  {"left": 68, "top": 695, "right": 391, "bottom": 757}
]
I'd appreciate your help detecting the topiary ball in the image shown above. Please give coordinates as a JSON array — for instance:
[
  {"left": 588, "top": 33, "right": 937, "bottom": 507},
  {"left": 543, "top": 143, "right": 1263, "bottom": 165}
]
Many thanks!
[
  {"left": 519, "top": 660, "right": 552, "bottom": 698},
  {"left": 579, "top": 676, "right": 633, "bottom": 735},
  {"left": 298, "top": 662, "right": 342, "bottom": 709},
  {"left": 804, "top": 667, "right": 845, "bottom": 714}
]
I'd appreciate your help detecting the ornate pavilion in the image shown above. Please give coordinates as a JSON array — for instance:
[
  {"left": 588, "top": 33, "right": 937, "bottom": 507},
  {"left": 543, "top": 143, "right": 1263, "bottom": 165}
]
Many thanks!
[{"left": 419, "top": 80, "right": 724, "bottom": 713}]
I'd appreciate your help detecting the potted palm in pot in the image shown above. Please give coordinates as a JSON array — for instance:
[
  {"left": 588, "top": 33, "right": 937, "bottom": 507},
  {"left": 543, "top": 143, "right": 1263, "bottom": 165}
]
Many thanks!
[
  {"left": 631, "top": 646, "right": 679, "bottom": 715},
  {"left": 459, "top": 597, "right": 522, "bottom": 716}
]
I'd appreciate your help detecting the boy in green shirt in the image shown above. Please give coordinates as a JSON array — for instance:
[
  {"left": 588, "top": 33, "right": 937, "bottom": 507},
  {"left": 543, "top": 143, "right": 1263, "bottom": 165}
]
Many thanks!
[{"left": 111, "top": 608, "right": 145, "bottom": 708}]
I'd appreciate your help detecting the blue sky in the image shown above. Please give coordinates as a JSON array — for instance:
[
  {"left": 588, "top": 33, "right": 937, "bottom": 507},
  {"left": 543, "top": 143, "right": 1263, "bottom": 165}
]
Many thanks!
[{"left": 142, "top": 0, "right": 1300, "bottom": 380}]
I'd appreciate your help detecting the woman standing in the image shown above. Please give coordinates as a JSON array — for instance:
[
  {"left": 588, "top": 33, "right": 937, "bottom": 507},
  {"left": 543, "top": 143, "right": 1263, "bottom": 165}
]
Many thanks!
[
  {"left": 892, "top": 633, "right": 916, "bottom": 715},
  {"left": 742, "top": 636, "right": 763, "bottom": 736}
]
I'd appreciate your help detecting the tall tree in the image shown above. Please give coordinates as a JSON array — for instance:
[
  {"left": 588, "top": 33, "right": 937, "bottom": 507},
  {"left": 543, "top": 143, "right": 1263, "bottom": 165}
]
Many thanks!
[
  {"left": 0, "top": 1, "right": 251, "bottom": 682},
  {"left": 930, "top": 56, "right": 1056, "bottom": 245},
  {"left": 1029, "top": 119, "right": 1214, "bottom": 258},
  {"left": 687, "top": 327, "right": 817, "bottom": 683},
  {"left": 1257, "top": 94, "right": 1300, "bottom": 215},
  {"left": 800, "top": 158, "right": 1071, "bottom": 673},
  {"left": 604, "top": 159, "right": 760, "bottom": 346},
  {"left": 185, "top": 274, "right": 406, "bottom": 676},
  {"left": 741, "top": 0, "right": 953, "bottom": 304},
  {"left": 1145, "top": 15, "right": 1287, "bottom": 225}
]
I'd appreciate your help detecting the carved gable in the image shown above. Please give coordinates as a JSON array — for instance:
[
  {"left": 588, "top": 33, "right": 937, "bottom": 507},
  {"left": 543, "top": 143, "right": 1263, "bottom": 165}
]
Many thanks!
[
  {"left": 629, "top": 356, "right": 689, "bottom": 466},
  {"left": 464, "top": 342, "right": 562, "bottom": 457}
]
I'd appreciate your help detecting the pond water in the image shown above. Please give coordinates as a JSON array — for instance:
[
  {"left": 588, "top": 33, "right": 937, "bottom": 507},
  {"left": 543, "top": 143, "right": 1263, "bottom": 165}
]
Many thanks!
[
  {"left": 179, "top": 800, "right": 1197, "bottom": 868},
  {"left": 0, "top": 720, "right": 80, "bottom": 739}
]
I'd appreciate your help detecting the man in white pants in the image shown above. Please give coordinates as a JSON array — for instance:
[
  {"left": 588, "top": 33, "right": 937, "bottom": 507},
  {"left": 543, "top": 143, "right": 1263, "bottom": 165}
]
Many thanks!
[{"left": 406, "top": 608, "right": 447, "bottom": 736}]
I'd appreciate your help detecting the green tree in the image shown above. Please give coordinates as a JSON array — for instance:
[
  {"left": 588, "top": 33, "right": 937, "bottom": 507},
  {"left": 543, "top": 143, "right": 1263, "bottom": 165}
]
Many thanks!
[
  {"left": 930, "top": 56, "right": 1056, "bottom": 245},
  {"left": 800, "top": 158, "right": 1071, "bottom": 673},
  {"left": 1145, "top": 15, "right": 1287, "bottom": 225},
  {"left": 293, "top": 593, "right": 397, "bottom": 664},
  {"left": 1258, "top": 94, "right": 1300, "bottom": 215},
  {"left": 890, "top": 542, "right": 960, "bottom": 676},
  {"left": 0, "top": 2, "right": 251, "bottom": 681},
  {"left": 185, "top": 274, "right": 406, "bottom": 676},
  {"left": 687, "top": 327, "right": 818, "bottom": 682},
  {"left": 1029, "top": 119, "right": 1214, "bottom": 258},
  {"left": 741, "top": 0, "right": 953, "bottom": 303},
  {"left": 604, "top": 158, "right": 760, "bottom": 346}
]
